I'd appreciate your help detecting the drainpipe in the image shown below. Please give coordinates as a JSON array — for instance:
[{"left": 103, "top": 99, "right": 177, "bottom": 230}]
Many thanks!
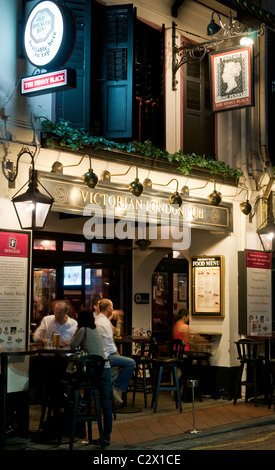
[
  {"left": 240, "top": 109, "right": 252, "bottom": 197},
  {"left": 262, "top": 146, "right": 275, "bottom": 200}
]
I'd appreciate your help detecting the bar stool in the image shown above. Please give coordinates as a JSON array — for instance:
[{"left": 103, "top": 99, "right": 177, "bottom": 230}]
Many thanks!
[
  {"left": 234, "top": 339, "right": 264, "bottom": 407},
  {"left": 267, "top": 358, "right": 275, "bottom": 409},
  {"left": 58, "top": 355, "right": 106, "bottom": 450},
  {"left": 150, "top": 341, "right": 185, "bottom": 413},
  {"left": 129, "top": 337, "right": 158, "bottom": 407}
]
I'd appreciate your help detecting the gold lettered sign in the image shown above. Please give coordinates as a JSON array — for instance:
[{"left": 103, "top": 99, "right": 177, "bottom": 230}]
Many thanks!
[
  {"left": 192, "top": 256, "right": 224, "bottom": 317},
  {"left": 38, "top": 171, "right": 233, "bottom": 232}
]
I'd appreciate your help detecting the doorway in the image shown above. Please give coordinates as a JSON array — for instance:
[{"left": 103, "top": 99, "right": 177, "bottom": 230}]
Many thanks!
[{"left": 152, "top": 253, "right": 189, "bottom": 352}]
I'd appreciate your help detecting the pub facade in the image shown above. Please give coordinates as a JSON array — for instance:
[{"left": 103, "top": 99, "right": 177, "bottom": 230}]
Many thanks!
[{"left": 0, "top": 0, "right": 275, "bottom": 398}]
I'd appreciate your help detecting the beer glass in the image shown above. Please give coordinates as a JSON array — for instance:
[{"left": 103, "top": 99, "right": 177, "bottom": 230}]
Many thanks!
[{"left": 53, "top": 333, "right": 61, "bottom": 348}]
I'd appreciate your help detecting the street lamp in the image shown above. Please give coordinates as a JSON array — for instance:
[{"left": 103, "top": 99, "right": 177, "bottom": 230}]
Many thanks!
[
  {"left": 257, "top": 195, "right": 275, "bottom": 251},
  {"left": 5, "top": 147, "right": 54, "bottom": 229}
]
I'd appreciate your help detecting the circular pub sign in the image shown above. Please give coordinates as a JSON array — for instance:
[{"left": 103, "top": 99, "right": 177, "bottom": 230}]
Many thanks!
[{"left": 24, "top": 0, "right": 76, "bottom": 70}]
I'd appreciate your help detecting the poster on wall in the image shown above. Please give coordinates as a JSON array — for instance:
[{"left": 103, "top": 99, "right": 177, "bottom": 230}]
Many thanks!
[
  {"left": 191, "top": 256, "right": 224, "bottom": 317},
  {"left": 246, "top": 250, "right": 272, "bottom": 335},
  {"left": 0, "top": 230, "right": 30, "bottom": 348}
]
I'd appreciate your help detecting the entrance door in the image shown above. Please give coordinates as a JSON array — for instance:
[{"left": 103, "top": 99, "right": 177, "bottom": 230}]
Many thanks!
[{"left": 152, "top": 253, "right": 189, "bottom": 353}]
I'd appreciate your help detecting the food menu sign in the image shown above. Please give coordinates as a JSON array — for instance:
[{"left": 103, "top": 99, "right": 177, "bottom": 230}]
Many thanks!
[
  {"left": 0, "top": 230, "right": 30, "bottom": 348},
  {"left": 191, "top": 256, "right": 224, "bottom": 317},
  {"left": 246, "top": 250, "right": 272, "bottom": 335}
]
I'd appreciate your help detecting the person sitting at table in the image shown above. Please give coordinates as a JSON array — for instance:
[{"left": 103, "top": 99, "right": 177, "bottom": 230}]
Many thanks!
[
  {"left": 33, "top": 299, "right": 77, "bottom": 346},
  {"left": 173, "top": 308, "right": 191, "bottom": 351},
  {"left": 173, "top": 308, "right": 209, "bottom": 352},
  {"left": 70, "top": 308, "right": 112, "bottom": 447},
  {"left": 33, "top": 300, "right": 77, "bottom": 430},
  {"left": 95, "top": 298, "right": 135, "bottom": 404}
]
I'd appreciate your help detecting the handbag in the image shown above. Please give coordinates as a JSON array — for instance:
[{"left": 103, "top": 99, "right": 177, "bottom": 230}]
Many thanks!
[{"left": 66, "top": 327, "right": 89, "bottom": 373}]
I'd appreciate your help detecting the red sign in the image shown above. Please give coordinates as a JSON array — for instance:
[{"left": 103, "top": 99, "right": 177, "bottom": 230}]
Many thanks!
[
  {"left": 21, "top": 68, "right": 76, "bottom": 96},
  {"left": 0, "top": 231, "right": 29, "bottom": 258},
  {"left": 246, "top": 250, "right": 272, "bottom": 269}
]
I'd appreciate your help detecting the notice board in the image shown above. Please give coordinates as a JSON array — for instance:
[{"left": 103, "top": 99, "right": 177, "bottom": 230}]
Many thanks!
[
  {"left": 0, "top": 230, "right": 31, "bottom": 348},
  {"left": 238, "top": 250, "right": 272, "bottom": 335}
]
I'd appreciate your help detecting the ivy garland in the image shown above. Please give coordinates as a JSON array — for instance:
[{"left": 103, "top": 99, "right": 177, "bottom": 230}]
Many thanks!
[{"left": 41, "top": 118, "right": 243, "bottom": 179}]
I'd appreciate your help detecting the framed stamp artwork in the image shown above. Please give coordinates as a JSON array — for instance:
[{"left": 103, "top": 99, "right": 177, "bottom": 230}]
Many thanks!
[{"left": 209, "top": 45, "right": 254, "bottom": 112}]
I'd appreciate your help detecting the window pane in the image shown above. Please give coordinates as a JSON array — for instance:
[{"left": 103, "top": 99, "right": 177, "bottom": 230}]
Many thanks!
[
  {"left": 63, "top": 241, "right": 85, "bottom": 252},
  {"left": 33, "top": 268, "right": 56, "bottom": 324},
  {"left": 33, "top": 239, "right": 56, "bottom": 251},
  {"left": 92, "top": 243, "right": 114, "bottom": 254},
  {"left": 85, "top": 268, "right": 110, "bottom": 308}
]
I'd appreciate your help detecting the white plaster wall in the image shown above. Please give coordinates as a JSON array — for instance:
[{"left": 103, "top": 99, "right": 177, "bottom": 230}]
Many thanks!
[
  {"left": 131, "top": 194, "right": 263, "bottom": 370},
  {"left": 0, "top": 0, "right": 52, "bottom": 145}
]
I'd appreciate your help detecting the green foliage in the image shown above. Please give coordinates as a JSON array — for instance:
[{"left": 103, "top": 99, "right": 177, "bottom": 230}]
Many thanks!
[{"left": 41, "top": 118, "right": 242, "bottom": 179}]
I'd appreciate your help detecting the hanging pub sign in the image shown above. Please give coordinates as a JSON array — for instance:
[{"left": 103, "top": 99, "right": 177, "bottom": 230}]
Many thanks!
[
  {"left": 209, "top": 45, "right": 254, "bottom": 112},
  {"left": 21, "top": 0, "right": 77, "bottom": 96},
  {"left": 21, "top": 68, "right": 76, "bottom": 96}
]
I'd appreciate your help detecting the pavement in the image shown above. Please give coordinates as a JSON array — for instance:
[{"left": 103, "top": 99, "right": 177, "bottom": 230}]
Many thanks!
[{"left": 3, "top": 392, "right": 275, "bottom": 457}]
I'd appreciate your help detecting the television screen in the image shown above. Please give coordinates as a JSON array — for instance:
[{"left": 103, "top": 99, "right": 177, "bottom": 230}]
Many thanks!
[{"left": 64, "top": 265, "right": 82, "bottom": 287}]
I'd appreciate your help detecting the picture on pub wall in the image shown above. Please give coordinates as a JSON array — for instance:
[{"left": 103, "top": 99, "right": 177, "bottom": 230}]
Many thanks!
[
  {"left": 191, "top": 256, "right": 224, "bottom": 317},
  {"left": 209, "top": 45, "right": 254, "bottom": 112}
]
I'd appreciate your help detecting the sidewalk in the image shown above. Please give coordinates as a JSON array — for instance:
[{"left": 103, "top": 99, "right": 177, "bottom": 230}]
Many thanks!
[{"left": 4, "top": 392, "right": 275, "bottom": 451}]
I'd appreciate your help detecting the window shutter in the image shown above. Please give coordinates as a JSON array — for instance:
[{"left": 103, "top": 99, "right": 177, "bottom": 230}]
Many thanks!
[
  {"left": 101, "top": 4, "right": 134, "bottom": 139},
  {"left": 183, "top": 55, "right": 215, "bottom": 157},
  {"left": 55, "top": 1, "right": 91, "bottom": 130}
]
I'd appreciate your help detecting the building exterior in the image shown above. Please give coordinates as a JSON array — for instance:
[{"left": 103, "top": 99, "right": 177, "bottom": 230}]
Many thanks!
[{"left": 1, "top": 0, "right": 275, "bottom": 398}]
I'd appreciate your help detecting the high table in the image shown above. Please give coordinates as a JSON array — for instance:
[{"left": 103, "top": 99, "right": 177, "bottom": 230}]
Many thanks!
[
  {"left": 246, "top": 333, "right": 275, "bottom": 364},
  {"left": 35, "top": 346, "right": 73, "bottom": 429},
  {"left": 115, "top": 335, "right": 150, "bottom": 355},
  {"left": 0, "top": 347, "right": 38, "bottom": 446}
]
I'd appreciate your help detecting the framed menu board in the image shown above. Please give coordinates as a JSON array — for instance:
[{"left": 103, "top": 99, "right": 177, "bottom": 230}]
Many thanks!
[{"left": 191, "top": 256, "right": 224, "bottom": 317}]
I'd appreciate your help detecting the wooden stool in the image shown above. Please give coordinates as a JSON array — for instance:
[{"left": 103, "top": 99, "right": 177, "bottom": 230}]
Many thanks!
[
  {"left": 130, "top": 337, "right": 158, "bottom": 408},
  {"left": 150, "top": 357, "right": 183, "bottom": 413},
  {"left": 234, "top": 339, "right": 264, "bottom": 407}
]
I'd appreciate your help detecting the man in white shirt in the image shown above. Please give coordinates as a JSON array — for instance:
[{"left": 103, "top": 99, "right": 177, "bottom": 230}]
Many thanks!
[
  {"left": 33, "top": 299, "right": 77, "bottom": 346},
  {"left": 33, "top": 300, "right": 78, "bottom": 418},
  {"left": 95, "top": 299, "right": 135, "bottom": 403}
]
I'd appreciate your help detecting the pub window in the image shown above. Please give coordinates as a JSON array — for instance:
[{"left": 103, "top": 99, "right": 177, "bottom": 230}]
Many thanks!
[
  {"left": 63, "top": 241, "right": 86, "bottom": 252},
  {"left": 33, "top": 239, "right": 56, "bottom": 251},
  {"left": 182, "top": 53, "right": 215, "bottom": 158},
  {"left": 55, "top": 0, "right": 165, "bottom": 148},
  {"left": 92, "top": 243, "right": 114, "bottom": 254}
]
